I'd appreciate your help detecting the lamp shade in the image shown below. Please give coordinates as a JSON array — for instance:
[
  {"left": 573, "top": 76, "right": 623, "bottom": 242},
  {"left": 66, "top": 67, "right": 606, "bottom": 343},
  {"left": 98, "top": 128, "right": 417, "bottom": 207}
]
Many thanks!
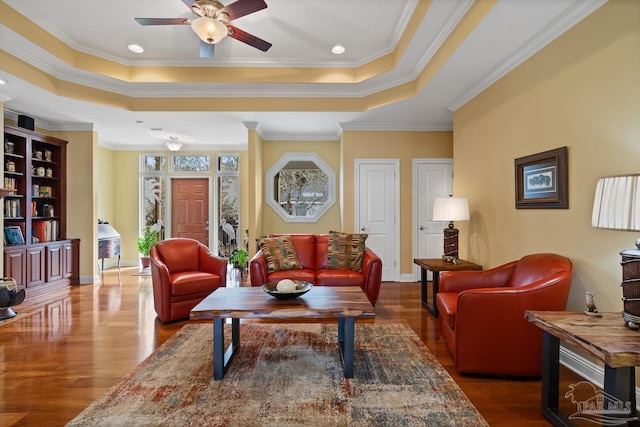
[
  {"left": 191, "top": 17, "right": 228, "bottom": 44},
  {"left": 433, "top": 197, "right": 470, "bottom": 222},
  {"left": 592, "top": 174, "right": 640, "bottom": 231}
]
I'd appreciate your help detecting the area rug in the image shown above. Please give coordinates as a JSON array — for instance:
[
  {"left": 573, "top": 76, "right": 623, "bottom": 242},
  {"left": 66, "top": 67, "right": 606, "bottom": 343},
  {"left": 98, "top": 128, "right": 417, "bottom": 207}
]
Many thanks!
[{"left": 67, "top": 323, "right": 488, "bottom": 426}]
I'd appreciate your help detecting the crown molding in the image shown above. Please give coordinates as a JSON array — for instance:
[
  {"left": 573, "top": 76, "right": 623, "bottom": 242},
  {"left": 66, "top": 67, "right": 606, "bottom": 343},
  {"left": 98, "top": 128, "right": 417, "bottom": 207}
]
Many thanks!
[
  {"left": 339, "top": 122, "right": 452, "bottom": 132},
  {"left": 260, "top": 130, "right": 342, "bottom": 142},
  {"left": 4, "top": 108, "right": 94, "bottom": 131},
  {"left": 448, "top": 0, "right": 608, "bottom": 112},
  {"left": 100, "top": 142, "right": 248, "bottom": 152},
  {"left": 413, "top": 0, "right": 474, "bottom": 79}
]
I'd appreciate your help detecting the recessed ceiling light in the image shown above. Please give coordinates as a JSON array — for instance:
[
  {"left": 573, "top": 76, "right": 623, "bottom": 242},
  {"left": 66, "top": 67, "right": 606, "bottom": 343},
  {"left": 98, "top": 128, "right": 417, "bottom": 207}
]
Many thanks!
[
  {"left": 0, "top": 78, "right": 7, "bottom": 85},
  {"left": 332, "top": 45, "right": 345, "bottom": 55},
  {"left": 128, "top": 44, "right": 144, "bottom": 54}
]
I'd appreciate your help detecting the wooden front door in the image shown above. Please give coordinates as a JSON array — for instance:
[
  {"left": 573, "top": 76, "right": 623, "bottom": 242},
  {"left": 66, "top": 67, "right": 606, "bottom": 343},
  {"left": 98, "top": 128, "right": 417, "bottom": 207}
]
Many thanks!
[{"left": 171, "top": 178, "right": 209, "bottom": 246}]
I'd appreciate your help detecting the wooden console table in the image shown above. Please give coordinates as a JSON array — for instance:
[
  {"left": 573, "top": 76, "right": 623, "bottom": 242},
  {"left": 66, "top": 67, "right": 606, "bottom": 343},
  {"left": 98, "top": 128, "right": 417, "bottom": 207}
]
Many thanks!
[
  {"left": 413, "top": 258, "right": 482, "bottom": 317},
  {"left": 526, "top": 311, "right": 640, "bottom": 427}
]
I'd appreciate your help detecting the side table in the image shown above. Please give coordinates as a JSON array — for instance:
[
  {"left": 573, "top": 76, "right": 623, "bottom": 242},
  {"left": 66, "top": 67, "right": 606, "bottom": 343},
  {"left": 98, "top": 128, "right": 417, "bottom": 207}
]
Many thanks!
[
  {"left": 526, "top": 310, "right": 640, "bottom": 427},
  {"left": 413, "top": 258, "right": 482, "bottom": 317}
]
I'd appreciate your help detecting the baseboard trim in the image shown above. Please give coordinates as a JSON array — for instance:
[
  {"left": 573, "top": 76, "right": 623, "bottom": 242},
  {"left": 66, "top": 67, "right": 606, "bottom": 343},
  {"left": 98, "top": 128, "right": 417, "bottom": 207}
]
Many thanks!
[
  {"left": 399, "top": 274, "right": 415, "bottom": 282},
  {"left": 79, "top": 275, "right": 99, "bottom": 284},
  {"left": 559, "top": 345, "right": 640, "bottom": 410}
]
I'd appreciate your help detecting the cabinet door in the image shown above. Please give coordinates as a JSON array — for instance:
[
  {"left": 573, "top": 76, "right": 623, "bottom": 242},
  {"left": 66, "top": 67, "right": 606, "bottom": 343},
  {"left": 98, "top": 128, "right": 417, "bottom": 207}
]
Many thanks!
[
  {"left": 4, "top": 249, "right": 26, "bottom": 290},
  {"left": 62, "top": 241, "right": 73, "bottom": 279},
  {"left": 46, "top": 242, "right": 64, "bottom": 282},
  {"left": 26, "top": 245, "right": 46, "bottom": 287}
]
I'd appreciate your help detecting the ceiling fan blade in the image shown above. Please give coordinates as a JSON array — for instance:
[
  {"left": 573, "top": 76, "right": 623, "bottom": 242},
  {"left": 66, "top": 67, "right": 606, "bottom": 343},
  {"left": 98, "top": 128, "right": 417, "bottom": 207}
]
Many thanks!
[
  {"left": 220, "top": 0, "right": 267, "bottom": 21},
  {"left": 199, "top": 41, "right": 215, "bottom": 58},
  {"left": 135, "top": 18, "right": 190, "bottom": 26},
  {"left": 181, "top": 0, "right": 198, "bottom": 9},
  {"left": 227, "top": 25, "right": 272, "bottom": 51}
]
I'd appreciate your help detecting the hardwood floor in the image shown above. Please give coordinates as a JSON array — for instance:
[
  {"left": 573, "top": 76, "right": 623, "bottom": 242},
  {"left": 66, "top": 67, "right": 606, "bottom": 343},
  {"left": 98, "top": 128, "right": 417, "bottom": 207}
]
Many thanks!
[{"left": 1, "top": 267, "right": 581, "bottom": 426}]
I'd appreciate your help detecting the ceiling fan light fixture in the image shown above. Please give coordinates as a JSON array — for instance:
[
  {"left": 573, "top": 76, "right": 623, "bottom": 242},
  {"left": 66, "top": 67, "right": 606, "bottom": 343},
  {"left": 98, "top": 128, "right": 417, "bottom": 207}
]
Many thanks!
[{"left": 191, "top": 17, "right": 228, "bottom": 44}]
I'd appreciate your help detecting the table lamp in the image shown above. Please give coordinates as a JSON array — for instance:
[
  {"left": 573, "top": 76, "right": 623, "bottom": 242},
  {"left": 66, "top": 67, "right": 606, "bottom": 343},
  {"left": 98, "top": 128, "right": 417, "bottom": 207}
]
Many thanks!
[
  {"left": 592, "top": 173, "right": 640, "bottom": 328},
  {"left": 433, "top": 196, "right": 470, "bottom": 261}
]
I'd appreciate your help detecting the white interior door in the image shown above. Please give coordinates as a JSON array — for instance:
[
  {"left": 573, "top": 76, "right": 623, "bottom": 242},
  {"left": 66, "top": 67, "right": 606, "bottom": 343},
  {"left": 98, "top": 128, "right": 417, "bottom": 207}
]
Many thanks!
[
  {"left": 413, "top": 159, "right": 453, "bottom": 280},
  {"left": 356, "top": 160, "right": 399, "bottom": 282}
]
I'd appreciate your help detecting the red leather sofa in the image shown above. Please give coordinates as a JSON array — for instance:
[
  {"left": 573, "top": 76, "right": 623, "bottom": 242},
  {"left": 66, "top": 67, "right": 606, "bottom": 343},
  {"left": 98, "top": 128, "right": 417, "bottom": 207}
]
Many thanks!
[
  {"left": 435, "top": 253, "right": 572, "bottom": 376},
  {"left": 249, "top": 234, "right": 383, "bottom": 305},
  {"left": 150, "top": 238, "right": 227, "bottom": 323}
]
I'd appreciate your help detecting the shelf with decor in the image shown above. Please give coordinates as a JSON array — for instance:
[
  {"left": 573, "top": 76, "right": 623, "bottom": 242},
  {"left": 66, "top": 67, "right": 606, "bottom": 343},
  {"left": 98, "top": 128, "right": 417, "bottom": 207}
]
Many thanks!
[{"left": 3, "top": 124, "right": 79, "bottom": 299}]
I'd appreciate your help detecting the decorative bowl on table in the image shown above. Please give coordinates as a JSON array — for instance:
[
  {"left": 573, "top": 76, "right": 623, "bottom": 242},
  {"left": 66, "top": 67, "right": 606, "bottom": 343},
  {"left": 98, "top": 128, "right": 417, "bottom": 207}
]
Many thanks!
[{"left": 262, "top": 280, "right": 313, "bottom": 299}]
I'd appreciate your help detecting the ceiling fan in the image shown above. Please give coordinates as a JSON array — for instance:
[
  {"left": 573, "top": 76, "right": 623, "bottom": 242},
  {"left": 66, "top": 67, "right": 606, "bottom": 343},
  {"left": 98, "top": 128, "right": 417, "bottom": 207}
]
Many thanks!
[{"left": 135, "top": 0, "right": 272, "bottom": 58}]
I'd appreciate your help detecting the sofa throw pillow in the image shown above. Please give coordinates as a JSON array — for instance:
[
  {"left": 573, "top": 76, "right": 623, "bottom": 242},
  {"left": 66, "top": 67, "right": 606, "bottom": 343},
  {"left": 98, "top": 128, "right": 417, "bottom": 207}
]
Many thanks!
[
  {"left": 257, "top": 236, "right": 303, "bottom": 273},
  {"left": 326, "top": 231, "right": 368, "bottom": 272}
]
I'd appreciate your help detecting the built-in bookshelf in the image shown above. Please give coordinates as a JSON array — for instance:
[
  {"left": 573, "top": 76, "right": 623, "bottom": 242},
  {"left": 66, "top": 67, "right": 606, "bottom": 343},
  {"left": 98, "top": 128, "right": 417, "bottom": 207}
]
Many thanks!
[{"left": 3, "top": 124, "right": 79, "bottom": 298}]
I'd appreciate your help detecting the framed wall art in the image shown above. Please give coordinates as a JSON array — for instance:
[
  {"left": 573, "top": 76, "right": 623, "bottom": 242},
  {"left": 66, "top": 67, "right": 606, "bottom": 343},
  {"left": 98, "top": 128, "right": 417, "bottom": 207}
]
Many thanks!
[{"left": 515, "top": 146, "right": 568, "bottom": 209}]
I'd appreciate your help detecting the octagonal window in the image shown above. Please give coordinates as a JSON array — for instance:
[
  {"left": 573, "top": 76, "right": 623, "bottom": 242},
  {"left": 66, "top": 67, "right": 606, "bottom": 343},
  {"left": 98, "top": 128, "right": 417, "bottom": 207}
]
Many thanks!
[{"left": 266, "top": 153, "right": 336, "bottom": 222}]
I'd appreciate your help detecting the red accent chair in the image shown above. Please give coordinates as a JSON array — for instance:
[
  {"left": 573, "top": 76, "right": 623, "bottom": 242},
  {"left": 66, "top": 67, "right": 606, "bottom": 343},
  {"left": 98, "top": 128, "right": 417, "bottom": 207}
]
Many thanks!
[
  {"left": 435, "top": 253, "right": 572, "bottom": 376},
  {"left": 150, "top": 238, "right": 227, "bottom": 323}
]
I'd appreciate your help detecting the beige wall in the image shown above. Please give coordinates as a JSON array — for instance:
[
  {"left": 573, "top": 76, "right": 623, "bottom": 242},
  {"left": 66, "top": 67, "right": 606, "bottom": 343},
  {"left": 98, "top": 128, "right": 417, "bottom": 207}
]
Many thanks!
[
  {"left": 97, "top": 146, "right": 115, "bottom": 224},
  {"left": 50, "top": 129, "right": 98, "bottom": 283},
  {"left": 100, "top": 132, "right": 451, "bottom": 275},
  {"left": 453, "top": 0, "right": 640, "bottom": 312},
  {"left": 247, "top": 129, "right": 263, "bottom": 257},
  {"left": 260, "top": 140, "right": 342, "bottom": 235},
  {"left": 341, "top": 130, "right": 453, "bottom": 274}
]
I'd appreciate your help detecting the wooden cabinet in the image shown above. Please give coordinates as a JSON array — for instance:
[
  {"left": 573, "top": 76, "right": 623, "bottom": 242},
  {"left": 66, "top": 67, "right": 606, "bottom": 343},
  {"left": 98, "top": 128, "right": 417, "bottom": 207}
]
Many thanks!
[
  {"left": 621, "top": 248, "right": 640, "bottom": 326},
  {"left": 62, "top": 240, "right": 74, "bottom": 279},
  {"left": 46, "top": 242, "right": 64, "bottom": 282},
  {"left": 26, "top": 244, "right": 46, "bottom": 289},
  {"left": 3, "top": 247, "right": 26, "bottom": 290},
  {"left": 3, "top": 124, "right": 79, "bottom": 299}
]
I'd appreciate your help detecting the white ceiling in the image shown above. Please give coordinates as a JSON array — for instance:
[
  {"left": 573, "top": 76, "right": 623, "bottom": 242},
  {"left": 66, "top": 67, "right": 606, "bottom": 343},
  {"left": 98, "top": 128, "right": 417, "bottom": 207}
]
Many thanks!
[{"left": 0, "top": 0, "right": 607, "bottom": 150}]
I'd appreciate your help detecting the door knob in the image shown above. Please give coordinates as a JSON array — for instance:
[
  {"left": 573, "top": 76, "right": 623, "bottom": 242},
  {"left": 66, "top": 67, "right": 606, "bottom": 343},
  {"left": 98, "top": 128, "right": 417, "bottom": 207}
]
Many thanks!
[
  {"left": 419, "top": 226, "right": 425, "bottom": 230},
  {"left": 361, "top": 227, "right": 366, "bottom": 231},
  {"left": 204, "top": 226, "right": 209, "bottom": 231}
]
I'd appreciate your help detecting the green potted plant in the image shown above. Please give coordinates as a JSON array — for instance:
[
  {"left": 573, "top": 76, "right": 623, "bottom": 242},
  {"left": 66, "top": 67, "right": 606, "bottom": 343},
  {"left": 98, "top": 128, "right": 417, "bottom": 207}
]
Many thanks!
[
  {"left": 229, "top": 248, "right": 248, "bottom": 269},
  {"left": 137, "top": 226, "right": 159, "bottom": 268}
]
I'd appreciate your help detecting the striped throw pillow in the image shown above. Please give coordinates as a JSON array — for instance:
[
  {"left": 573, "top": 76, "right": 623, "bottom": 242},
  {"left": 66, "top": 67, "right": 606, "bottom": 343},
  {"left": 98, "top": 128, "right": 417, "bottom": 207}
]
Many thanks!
[
  {"left": 257, "top": 236, "right": 302, "bottom": 273},
  {"left": 326, "top": 231, "right": 368, "bottom": 272}
]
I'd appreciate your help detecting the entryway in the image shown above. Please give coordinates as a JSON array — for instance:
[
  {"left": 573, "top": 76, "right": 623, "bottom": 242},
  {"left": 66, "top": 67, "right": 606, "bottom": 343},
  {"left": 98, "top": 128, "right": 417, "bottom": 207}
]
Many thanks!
[{"left": 171, "top": 178, "right": 210, "bottom": 246}]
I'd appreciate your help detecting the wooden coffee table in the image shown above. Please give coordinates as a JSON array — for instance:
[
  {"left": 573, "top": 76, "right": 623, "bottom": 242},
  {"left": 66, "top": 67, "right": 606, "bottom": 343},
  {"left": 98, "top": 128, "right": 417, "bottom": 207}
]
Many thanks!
[{"left": 190, "top": 286, "right": 375, "bottom": 380}]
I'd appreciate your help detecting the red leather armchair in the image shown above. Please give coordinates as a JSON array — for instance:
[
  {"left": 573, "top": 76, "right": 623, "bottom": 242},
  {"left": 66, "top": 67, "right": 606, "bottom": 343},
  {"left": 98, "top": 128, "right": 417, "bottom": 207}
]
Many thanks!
[
  {"left": 150, "top": 238, "right": 227, "bottom": 323},
  {"left": 435, "top": 253, "right": 572, "bottom": 376}
]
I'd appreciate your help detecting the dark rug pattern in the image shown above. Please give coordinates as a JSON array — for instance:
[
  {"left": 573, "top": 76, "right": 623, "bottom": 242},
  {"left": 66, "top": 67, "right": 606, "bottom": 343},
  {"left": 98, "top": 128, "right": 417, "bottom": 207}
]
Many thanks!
[{"left": 68, "top": 323, "right": 488, "bottom": 426}]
